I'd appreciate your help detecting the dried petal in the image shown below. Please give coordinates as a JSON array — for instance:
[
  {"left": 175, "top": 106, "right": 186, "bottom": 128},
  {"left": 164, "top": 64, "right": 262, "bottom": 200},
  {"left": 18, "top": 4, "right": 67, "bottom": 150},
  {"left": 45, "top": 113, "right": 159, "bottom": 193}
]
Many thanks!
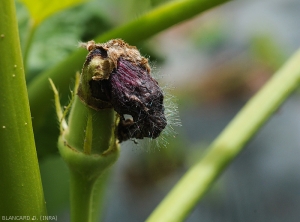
[
  {"left": 111, "top": 57, "right": 167, "bottom": 141},
  {"left": 78, "top": 39, "right": 167, "bottom": 142}
]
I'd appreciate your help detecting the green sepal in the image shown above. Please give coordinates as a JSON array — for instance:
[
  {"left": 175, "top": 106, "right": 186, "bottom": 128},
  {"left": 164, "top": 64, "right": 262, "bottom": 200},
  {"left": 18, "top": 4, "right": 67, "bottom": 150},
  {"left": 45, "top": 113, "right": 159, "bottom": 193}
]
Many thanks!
[{"left": 58, "top": 135, "right": 119, "bottom": 182}]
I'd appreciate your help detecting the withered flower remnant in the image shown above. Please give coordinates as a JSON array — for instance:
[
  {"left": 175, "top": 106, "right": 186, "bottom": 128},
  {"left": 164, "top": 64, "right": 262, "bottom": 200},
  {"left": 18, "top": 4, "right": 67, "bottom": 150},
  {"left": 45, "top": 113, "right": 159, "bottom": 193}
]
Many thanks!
[{"left": 78, "top": 39, "right": 167, "bottom": 143}]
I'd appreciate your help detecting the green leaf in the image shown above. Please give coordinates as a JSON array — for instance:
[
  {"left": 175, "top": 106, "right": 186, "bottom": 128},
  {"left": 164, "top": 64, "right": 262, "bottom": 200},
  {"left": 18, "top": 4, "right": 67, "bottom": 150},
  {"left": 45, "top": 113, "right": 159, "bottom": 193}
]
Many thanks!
[{"left": 19, "top": 0, "right": 87, "bottom": 25}]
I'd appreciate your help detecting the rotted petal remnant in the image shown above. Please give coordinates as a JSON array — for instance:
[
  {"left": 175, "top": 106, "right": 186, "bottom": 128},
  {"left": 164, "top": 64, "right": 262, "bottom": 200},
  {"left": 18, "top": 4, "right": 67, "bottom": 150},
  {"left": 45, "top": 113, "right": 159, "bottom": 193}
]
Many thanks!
[
  {"left": 111, "top": 57, "right": 166, "bottom": 142},
  {"left": 78, "top": 39, "right": 167, "bottom": 142}
]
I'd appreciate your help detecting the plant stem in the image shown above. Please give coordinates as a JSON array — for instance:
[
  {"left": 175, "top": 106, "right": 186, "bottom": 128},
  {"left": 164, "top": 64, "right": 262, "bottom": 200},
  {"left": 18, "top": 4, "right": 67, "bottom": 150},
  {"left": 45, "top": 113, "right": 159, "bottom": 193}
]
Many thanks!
[
  {"left": 0, "top": 0, "right": 47, "bottom": 218},
  {"left": 147, "top": 48, "right": 300, "bottom": 221},
  {"left": 56, "top": 93, "right": 119, "bottom": 221},
  {"left": 69, "top": 170, "right": 96, "bottom": 222},
  {"left": 90, "top": 171, "right": 110, "bottom": 222},
  {"left": 68, "top": 169, "right": 111, "bottom": 222},
  {"left": 98, "top": 0, "right": 231, "bottom": 44}
]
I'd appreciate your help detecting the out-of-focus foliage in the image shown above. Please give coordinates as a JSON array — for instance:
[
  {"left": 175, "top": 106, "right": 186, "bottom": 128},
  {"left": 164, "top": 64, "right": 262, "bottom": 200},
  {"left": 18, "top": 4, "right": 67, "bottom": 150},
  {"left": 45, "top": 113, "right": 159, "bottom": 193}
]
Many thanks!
[
  {"left": 250, "top": 34, "right": 286, "bottom": 70},
  {"left": 17, "top": 1, "right": 111, "bottom": 80},
  {"left": 19, "top": 0, "right": 88, "bottom": 25}
]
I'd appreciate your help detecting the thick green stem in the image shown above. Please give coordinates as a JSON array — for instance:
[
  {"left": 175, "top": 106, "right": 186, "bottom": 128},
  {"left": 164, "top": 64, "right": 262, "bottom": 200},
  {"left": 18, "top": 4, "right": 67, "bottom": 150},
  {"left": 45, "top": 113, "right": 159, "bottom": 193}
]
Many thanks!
[
  {"left": 147, "top": 48, "right": 300, "bottom": 221},
  {"left": 0, "top": 0, "right": 47, "bottom": 218}
]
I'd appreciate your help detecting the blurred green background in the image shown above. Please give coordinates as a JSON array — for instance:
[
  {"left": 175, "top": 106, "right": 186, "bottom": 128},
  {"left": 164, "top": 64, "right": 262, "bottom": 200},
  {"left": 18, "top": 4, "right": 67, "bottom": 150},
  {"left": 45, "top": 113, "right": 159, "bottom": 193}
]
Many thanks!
[{"left": 16, "top": 0, "right": 300, "bottom": 221}]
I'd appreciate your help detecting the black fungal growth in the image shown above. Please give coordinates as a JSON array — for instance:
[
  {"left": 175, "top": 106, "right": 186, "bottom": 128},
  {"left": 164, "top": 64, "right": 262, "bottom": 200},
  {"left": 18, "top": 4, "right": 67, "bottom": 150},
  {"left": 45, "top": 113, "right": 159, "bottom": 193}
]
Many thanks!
[{"left": 79, "top": 39, "right": 167, "bottom": 143}]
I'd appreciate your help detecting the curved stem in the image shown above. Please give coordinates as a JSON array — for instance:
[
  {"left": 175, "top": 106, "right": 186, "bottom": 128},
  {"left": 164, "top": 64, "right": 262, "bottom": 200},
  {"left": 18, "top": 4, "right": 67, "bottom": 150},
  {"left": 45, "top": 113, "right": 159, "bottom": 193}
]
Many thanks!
[{"left": 147, "top": 48, "right": 300, "bottom": 221}]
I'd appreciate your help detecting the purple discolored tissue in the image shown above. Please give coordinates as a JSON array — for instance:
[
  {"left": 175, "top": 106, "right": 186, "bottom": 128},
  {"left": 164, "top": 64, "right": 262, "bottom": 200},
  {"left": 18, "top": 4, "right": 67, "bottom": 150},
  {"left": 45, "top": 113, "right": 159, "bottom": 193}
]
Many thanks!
[{"left": 79, "top": 39, "right": 178, "bottom": 145}]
